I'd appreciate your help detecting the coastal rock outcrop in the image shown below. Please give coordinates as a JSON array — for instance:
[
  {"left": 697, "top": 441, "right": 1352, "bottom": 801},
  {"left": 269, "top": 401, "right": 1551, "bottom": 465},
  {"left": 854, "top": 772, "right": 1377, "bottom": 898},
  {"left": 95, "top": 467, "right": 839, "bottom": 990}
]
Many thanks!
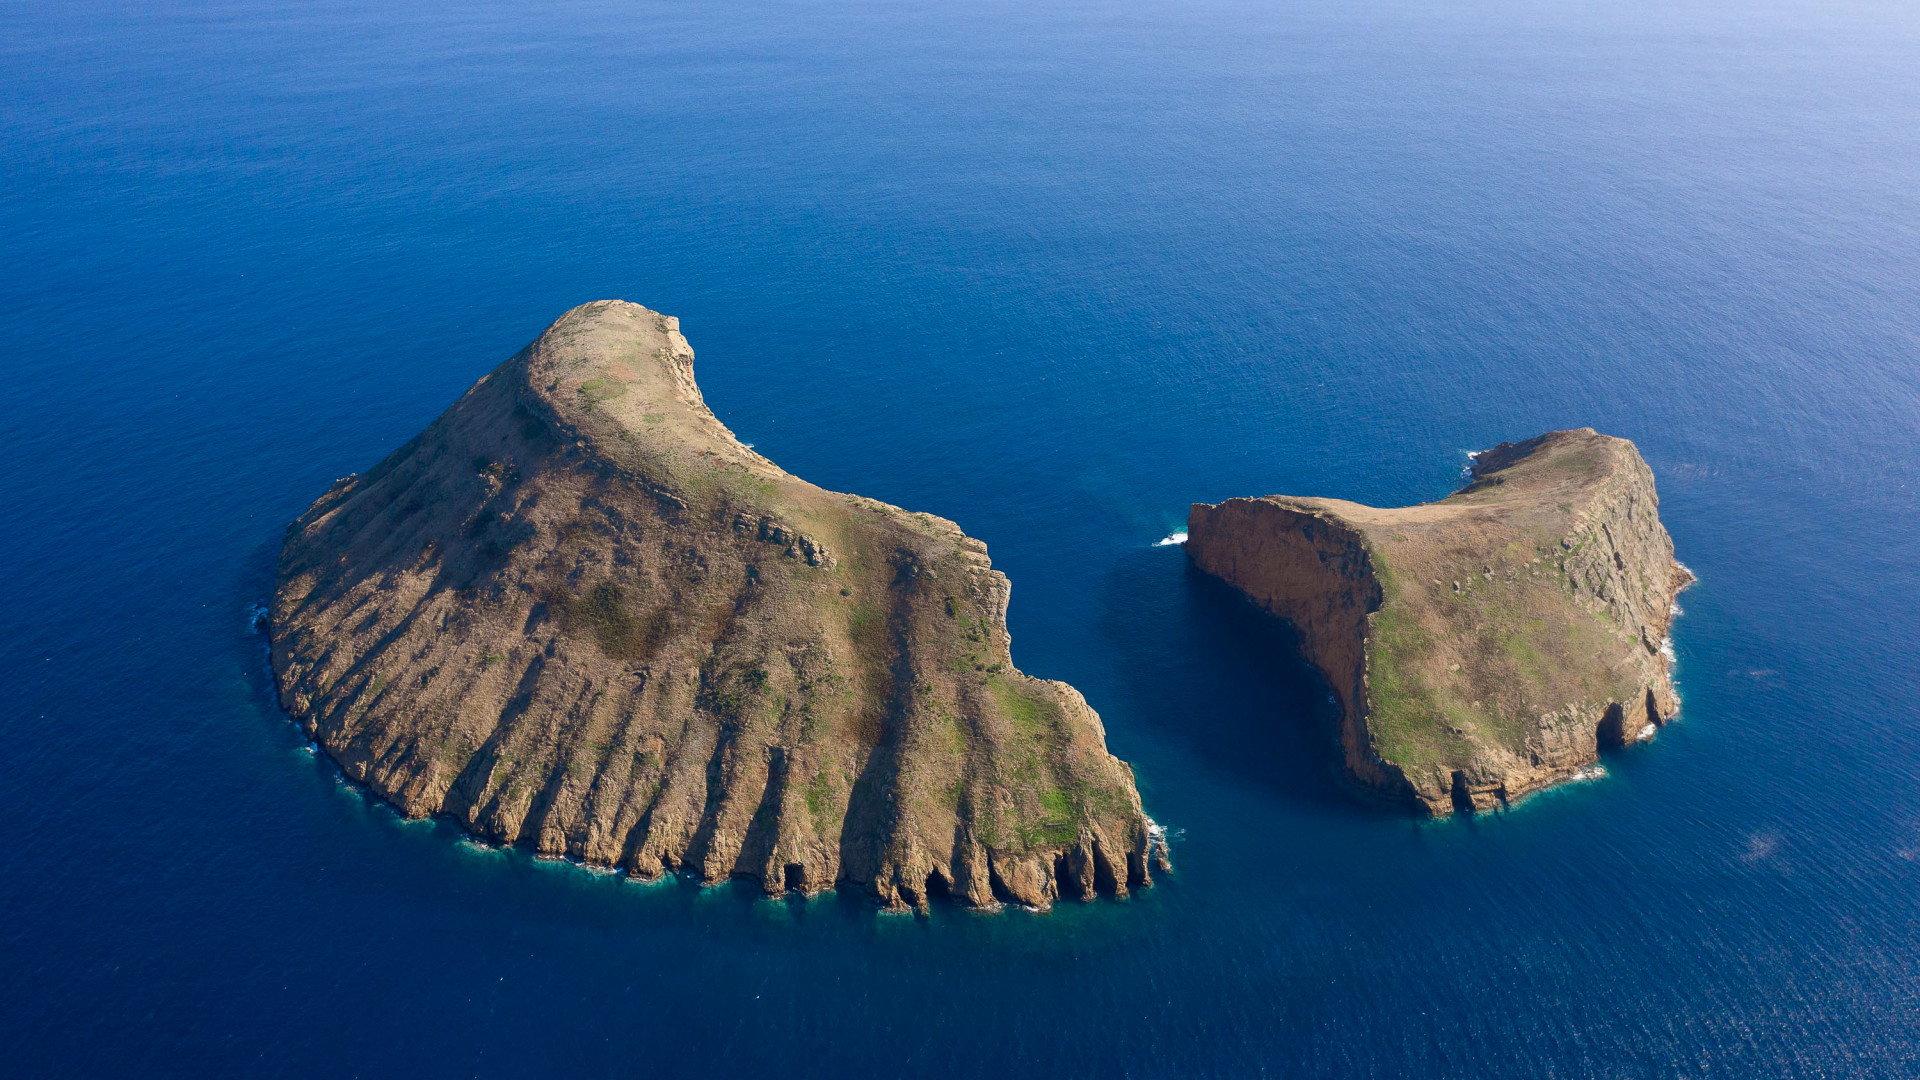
[
  {"left": 271, "top": 300, "right": 1160, "bottom": 910},
  {"left": 1186, "top": 429, "right": 1689, "bottom": 814}
]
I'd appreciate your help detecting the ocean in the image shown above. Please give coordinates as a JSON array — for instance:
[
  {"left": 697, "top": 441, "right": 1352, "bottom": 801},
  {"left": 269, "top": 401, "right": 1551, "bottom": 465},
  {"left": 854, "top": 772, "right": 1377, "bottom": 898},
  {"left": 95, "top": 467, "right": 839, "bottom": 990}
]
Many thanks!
[{"left": 4, "top": 0, "right": 1919, "bottom": 1075}]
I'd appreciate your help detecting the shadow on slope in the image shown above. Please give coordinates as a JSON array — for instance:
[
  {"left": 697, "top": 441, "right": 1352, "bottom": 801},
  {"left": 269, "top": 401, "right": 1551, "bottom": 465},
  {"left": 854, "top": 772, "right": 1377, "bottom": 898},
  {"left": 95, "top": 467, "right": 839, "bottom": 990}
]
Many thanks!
[{"left": 1098, "top": 546, "right": 1374, "bottom": 815}]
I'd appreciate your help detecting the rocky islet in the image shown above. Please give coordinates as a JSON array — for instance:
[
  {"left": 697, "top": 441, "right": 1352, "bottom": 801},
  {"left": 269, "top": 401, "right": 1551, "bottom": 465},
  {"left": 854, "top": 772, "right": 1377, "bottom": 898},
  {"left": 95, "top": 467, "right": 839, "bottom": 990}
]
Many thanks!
[
  {"left": 271, "top": 301, "right": 1163, "bottom": 911},
  {"left": 1186, "top": 429, "right": 1690, "bottom": 815},
  {"left": 273, "top": 305, "right": 1689, "bottom": 913}
]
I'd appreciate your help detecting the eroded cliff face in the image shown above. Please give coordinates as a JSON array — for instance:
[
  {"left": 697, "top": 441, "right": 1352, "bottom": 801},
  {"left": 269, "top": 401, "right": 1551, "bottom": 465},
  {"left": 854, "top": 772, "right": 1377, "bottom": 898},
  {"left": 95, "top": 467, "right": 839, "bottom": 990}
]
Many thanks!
[
  {"left": 1187, "top": 429, "right": 1690, "bottom": 815},
  {"left": 272, "top": 300, "right": 1161, "bottom": 910}
]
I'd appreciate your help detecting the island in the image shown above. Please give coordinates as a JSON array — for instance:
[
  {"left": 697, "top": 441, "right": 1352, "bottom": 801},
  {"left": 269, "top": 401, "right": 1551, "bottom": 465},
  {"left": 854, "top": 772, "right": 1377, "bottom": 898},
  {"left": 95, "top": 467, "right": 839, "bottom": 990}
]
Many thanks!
[
  {"left": 270, "top": 300, "right": 1161, "bottom": 911},
  {"left": 1185, "top": 429, "right": 1690, "bottom": 814}
]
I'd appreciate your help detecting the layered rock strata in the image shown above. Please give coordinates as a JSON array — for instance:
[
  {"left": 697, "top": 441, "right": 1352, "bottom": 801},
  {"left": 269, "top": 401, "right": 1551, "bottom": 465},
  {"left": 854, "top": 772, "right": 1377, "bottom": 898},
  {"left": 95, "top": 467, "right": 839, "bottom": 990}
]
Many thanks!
[
  {"left": 1187, "top": 429, "right": 1689, "bottom": 814},
  {"left": 272, "top": 300, "right": 1160, "bottom": 910}
]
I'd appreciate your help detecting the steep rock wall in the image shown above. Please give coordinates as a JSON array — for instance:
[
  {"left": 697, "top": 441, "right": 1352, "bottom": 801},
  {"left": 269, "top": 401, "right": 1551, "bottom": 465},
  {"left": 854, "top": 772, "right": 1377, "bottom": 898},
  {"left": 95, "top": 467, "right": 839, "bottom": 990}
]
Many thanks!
[{"left": 1183, "top": 499, "right": 1417, "bottom": 802}]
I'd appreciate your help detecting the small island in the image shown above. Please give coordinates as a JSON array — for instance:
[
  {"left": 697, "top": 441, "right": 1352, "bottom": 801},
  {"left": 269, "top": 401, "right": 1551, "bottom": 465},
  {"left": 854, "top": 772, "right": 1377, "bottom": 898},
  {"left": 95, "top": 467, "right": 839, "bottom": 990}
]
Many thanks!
[
  {"left": 271, "top": 300, "right": 1160, "bottom": 910},
  {"left": 1186, "top": 430, "right": 1690, "bottom": 814}
]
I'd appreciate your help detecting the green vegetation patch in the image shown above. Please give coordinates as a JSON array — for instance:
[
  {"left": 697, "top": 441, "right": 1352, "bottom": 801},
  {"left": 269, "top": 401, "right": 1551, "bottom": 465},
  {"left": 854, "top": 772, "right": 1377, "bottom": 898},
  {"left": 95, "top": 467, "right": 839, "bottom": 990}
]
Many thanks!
[
  {"left": 803, "top": 764, "right": 850, "bottom": 841},
  {"left": 988, "top": 677, "right": 1061, "bottom": 744},
  {"left": 577, "top": 378, "right": 628, "bottom": 404},
  {"left": 1361, "top": 561, "right": 1446, "bottom": 764},
  {"left": 1021, "top": 787, "right": 1078, "bottom": 848}
]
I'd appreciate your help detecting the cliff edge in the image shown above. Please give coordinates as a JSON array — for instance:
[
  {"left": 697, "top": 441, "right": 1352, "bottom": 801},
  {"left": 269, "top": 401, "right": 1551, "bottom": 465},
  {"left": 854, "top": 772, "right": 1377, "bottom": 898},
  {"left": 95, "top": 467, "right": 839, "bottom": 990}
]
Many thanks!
[
  {"left": 271, "top": 300, "right": 1161, "bottom": 910},
  {"left": 1186, "top": 429, "right": 1689, "bottom": 814}
]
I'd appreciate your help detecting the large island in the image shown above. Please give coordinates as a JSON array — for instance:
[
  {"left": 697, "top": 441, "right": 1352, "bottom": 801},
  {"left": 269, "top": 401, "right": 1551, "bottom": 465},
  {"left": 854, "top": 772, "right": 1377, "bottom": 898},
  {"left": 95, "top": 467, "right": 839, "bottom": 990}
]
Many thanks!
[
  {"left": 1187, "top": 430, "right": 1689, "bottom": 814},
  {"left": 271, "top": 300, "right": 1159, "bottom": 910}
]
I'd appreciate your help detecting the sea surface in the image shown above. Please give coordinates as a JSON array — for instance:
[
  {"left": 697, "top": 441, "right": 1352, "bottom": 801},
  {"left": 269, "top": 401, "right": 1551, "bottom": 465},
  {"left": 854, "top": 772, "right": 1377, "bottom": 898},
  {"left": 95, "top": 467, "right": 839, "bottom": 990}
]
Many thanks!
[{"left": 5, "top": 0, "right": 1920, "bottom": 1075}]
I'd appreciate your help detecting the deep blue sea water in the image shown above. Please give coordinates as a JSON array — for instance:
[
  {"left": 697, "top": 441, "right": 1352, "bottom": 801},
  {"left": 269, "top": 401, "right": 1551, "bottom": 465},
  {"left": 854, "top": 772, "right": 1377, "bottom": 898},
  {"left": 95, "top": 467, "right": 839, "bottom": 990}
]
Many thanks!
[{"left": 5, "top": 0, "right": 1920, "bottom": 1075}]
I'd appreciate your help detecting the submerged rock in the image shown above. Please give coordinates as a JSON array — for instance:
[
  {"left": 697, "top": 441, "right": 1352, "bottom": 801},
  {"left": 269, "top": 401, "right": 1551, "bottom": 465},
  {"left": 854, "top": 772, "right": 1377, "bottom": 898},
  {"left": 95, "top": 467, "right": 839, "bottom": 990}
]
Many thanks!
[
  {"left": 1186, "top": 429, "right": 1690, "bottom": 815},
  {"left": 272, "top": 300, "right": 1160, "bottom": 910}
]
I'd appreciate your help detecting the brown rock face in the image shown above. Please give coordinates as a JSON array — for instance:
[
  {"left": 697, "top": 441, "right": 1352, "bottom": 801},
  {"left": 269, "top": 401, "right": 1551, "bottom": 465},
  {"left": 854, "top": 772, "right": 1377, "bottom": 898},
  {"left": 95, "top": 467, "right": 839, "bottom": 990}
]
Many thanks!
[
  {"left": 1187, "top": 429, "right": 1689, "bottom": 815},
  {"left": 271, "top": 300, "right": 1161, "bottom": 910}
]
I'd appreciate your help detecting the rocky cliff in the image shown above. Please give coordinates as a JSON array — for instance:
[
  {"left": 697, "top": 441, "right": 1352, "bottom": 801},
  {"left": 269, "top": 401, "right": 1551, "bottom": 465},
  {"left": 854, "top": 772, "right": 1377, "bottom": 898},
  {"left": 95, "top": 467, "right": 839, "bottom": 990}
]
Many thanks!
[
  {"left": 1186, "top": 429, "right": 1689, "bottom": 814},
  {"left": 271, "top": 300, "right": 1161, "bottom": 910}
]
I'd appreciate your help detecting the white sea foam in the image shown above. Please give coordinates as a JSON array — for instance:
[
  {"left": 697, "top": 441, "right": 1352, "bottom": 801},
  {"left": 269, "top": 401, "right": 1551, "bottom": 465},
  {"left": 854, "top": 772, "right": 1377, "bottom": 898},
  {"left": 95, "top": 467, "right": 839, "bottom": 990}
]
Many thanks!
[
  {"left": 1740, "top": 831, "right": 1782, "bottom": 864},
  {"left": 1659, "top": 636, "right": 1676, "bottom": 662},
  {"left": 1637, "top": 723, "right": 1657, "bottom": 741},
  {"left": 1568, "top": 764, "right": 1608, "bottom": 783},
  {"left": 1461, "top": 449, "right": 1484, "bottom": 480},
  {"left": 1154, "top": 530, "right": 1188, "bottom": 547}
]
